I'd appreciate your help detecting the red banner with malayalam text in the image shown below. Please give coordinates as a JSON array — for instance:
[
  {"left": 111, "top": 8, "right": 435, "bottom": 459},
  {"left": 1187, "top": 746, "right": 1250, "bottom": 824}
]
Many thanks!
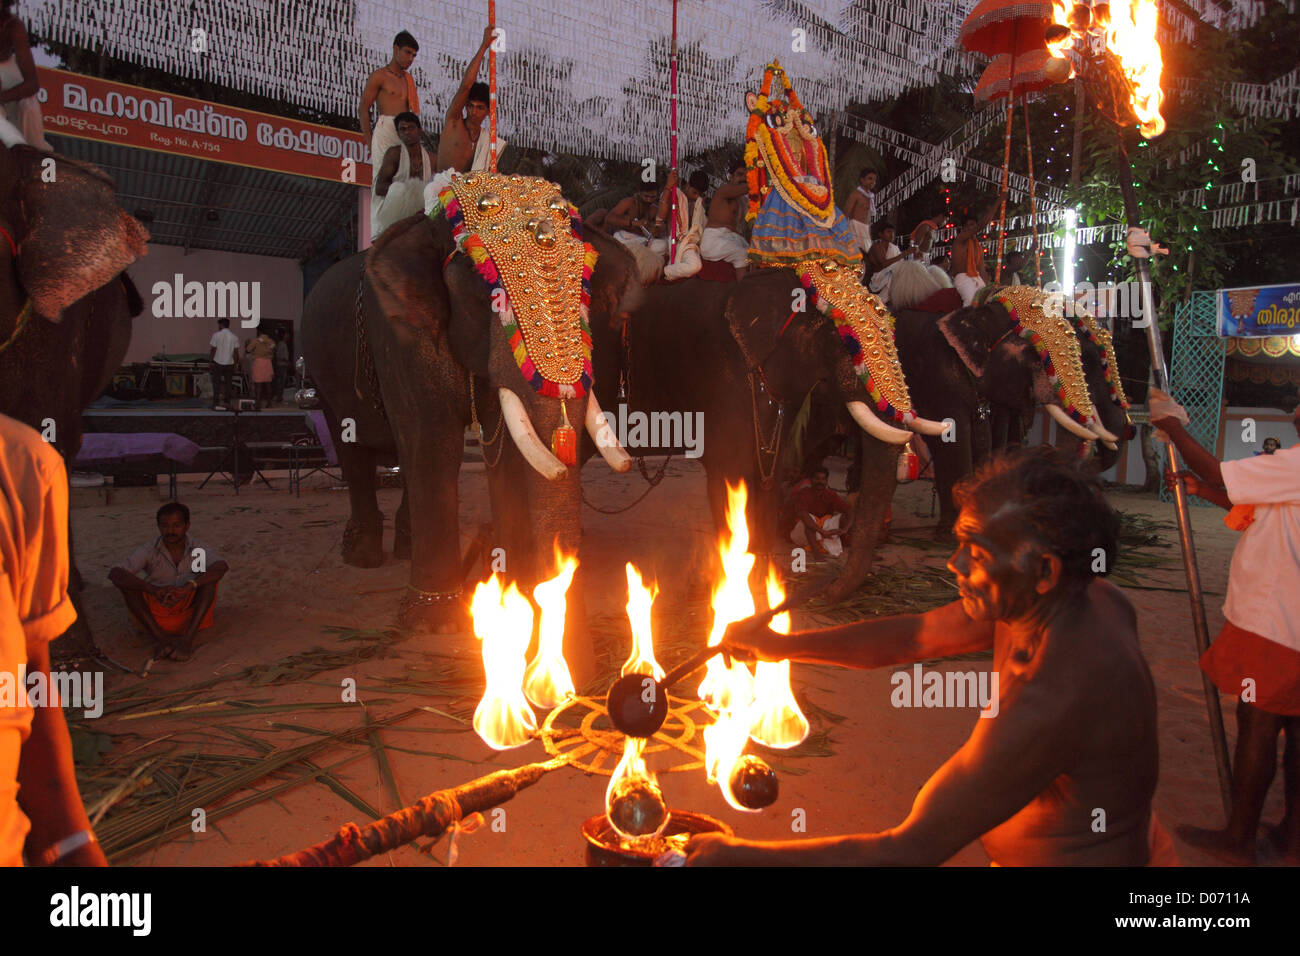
[{"left": 36, "top": 67, "right": 372, "bottom": 188}]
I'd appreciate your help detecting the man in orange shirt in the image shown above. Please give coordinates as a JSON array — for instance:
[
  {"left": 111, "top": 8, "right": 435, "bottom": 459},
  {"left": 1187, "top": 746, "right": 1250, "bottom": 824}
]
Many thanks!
[{"left": 0, "top": 412, "right": 104, "bottom": 866}]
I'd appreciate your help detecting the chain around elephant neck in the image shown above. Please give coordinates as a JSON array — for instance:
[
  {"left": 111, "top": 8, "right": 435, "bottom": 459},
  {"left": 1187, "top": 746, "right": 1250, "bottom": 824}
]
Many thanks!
[
  {"left": 353, "top": 276, "right": 387, "bottom": 418},
  {"left": 750, "top": 371, "right": 783, "bottom": 485},
  {"left": 468, "top": 374, "right": 505, "bottom": 468}
]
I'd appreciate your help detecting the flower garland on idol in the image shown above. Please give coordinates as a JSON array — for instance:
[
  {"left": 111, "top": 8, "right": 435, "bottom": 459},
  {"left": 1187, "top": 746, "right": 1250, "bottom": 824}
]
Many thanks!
[
  {"left": 744, "top": 61, "right": 835, "bottom": 229},
  {"left": 435, "top": 184, "right": 596, "bottom": 400}
]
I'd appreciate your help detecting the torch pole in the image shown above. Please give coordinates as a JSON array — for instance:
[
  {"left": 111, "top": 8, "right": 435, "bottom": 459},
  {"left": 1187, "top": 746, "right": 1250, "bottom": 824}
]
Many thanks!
[
  {"left": 488, "top": 0, "right": 498, "bottom": 173},
  {"left": 668, "top": 0, "right": 679, "bottom": 262},
  {"left": 1114, "top": 128, "right": 1233, "bottom": 818}
]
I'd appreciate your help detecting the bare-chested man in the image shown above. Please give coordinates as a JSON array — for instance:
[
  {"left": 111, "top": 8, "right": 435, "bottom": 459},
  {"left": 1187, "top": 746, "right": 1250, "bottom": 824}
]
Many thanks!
[
  {"left": 699, "top": 161, "right": 751, "bottom": 280},
  {"left": 437, "top": 26, "right": 496, "bottom": 173},
  {"left": 950, "top": 191, "right": 1006, "bottom": 306},
  {"left": 842, "top": 167, "right": 878, "bottom": 256},
  {"left": 686, "top": 448, "right": 1166, "bottom": 866},
  {"left": 360, "top": 31, "right": 421, "bottom": 177}
]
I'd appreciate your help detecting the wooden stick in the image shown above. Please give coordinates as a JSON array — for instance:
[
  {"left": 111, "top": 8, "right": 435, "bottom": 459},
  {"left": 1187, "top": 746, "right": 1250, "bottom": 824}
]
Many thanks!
[
  {"left": 242, "top": 756, "right": 570, "bottom": 866},
  {"left": 1023, "top": 104, "right": 1040, "bottom": 285},
  {"left": 489, "top": 0, "right": 498, "bottom": 173}
]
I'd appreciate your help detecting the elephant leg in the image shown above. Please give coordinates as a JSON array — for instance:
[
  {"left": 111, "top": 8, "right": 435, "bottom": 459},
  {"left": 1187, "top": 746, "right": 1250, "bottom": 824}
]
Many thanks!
[
  {"left": 923, "top": 417, "right": 975, "bottom": 533},
  {"left": 393, "top": 486, "right": 411, "bottom": 560},
  {"left": 825, "top": 436, "right": 898, "bottom": 604},
  {"left": 393, "top": 424, "right": 467, "bottom": 634},
  {"left": 337, "top": 441, "right": 384, "bottom": 569}
]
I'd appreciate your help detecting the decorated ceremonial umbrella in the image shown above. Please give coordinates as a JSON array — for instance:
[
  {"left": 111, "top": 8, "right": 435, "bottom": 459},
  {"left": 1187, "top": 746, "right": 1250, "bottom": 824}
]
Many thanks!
[
  {"left": 974, "top": 49, "right": 1072, "bottom": 282},
  {"left": 960, "top": 0, "right": 1060, "bottom": 283}
]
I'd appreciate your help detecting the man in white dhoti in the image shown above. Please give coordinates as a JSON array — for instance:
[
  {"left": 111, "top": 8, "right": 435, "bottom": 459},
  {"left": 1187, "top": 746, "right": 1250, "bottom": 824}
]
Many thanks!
[
  {"left": 371, "top": 113, "right": 434, "bottom": 238},
  {"left": 866, "top": 221, "right": 909, "bottom": 305},
  {"left": 360, "top": 31, "right": 421, "bottom": 179},
  {"left": 607, "top": 178, "right": 672, "bottom": 284},
  {"left": 663, "top": 170, "right": 710, "bottom": 281},
  {"left": 699, "top": 163, "right": 751, "bottom": 279},
  {"left": 843, "top": 168, "right": 878, "bottom": 260}
]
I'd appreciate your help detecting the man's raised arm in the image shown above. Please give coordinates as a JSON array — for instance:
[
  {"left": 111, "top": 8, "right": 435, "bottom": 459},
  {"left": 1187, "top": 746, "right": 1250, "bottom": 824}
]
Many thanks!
[
  {"left": 723, "top": 599, "right": 994, "bottom": 671},
  {"left": 445, "top": 27, "right": 495, "bottom": 127}
]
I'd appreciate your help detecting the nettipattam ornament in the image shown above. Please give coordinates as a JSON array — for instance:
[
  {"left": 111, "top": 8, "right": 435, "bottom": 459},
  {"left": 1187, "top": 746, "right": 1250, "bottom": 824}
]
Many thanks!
[
  {"left": 436, "top": 173, "right": 595, "bottom": 399},
  {"left": 992, "top": 285, "right": 1098, "bottom": 426},
  {"left": 1070, "top": 306, "right": 1130, "bottom": 410},
  {"left": 798, "top": 259, "right": 913, "bottom": 426}
]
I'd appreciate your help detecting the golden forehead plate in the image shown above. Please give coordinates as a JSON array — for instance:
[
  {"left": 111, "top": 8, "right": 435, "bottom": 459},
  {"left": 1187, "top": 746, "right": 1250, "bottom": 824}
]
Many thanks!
[
  {"left": 450, "top": 173, "right": 587, "bottom": 386},
  {"left": 1076, "top": 308, "right": 1130, "bottom": 407},
  {"left": 996, "top": 287, "right": 1097, "bottom": 421},
  {"left": 806, "top": 262, "right": 911, "bottom": 415}
]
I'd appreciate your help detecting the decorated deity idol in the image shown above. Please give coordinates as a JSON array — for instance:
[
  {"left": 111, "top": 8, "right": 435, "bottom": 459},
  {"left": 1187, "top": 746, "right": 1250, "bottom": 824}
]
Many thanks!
[{"left": 744, "top": 62, "right": 860, "bottom": 268}]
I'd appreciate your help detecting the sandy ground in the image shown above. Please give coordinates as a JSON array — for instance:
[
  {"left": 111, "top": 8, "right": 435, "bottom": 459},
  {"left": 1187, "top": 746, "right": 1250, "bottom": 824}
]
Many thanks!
[{"left": 64, "top": 457, "right": 1277, "bottom": 867}]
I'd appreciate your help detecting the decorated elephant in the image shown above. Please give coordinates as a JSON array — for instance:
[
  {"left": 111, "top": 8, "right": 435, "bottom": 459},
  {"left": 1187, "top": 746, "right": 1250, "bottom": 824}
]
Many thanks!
[
  {"left": 889, "top": 267, "right": 1127, "bottom": 529},
  {"left": 301, "top": 174, "right": 638, "bottom": 672},
  {"left": 591, "top": 262, "right": 947, "bottom": 604},
  {"left": 0, "top": 142, "right": 150, "bottom": 658}
]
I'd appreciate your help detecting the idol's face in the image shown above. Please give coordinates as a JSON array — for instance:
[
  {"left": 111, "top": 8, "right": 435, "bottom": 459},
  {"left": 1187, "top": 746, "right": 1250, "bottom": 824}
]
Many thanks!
[{"left": 948, "top": 505, "right": 1042, "bottom": 621}]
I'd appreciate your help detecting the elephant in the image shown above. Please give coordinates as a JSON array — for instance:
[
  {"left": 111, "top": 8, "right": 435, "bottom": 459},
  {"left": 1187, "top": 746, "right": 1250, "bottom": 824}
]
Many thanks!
[
  {"left": 300, "top": 181, "right": 639, "bottom": 677},
  {"left": 0, "top": 142, "right": 150, "bottom": 657},
  {"left": 890, "top": 271, "right": 1129, "bottom": 530},
  {"left": 590, "top": 265, "right": 947, "bottom": 604}
]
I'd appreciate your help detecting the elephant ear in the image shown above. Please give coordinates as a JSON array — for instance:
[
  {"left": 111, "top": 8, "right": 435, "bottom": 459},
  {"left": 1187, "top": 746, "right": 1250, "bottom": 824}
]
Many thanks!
[
  {"left": 6, "top": 147, "right": 149, "bottom": 321},
  {"left": 364, "top": 213, "right": 454, "bottom": 344},
  {"left": 936, "top": 305, "right": 1008, "bottom": 379}
]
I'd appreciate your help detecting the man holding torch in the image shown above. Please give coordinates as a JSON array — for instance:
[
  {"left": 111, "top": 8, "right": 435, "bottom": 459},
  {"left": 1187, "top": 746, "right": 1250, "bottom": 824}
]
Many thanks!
[
  {"left": 686, "top": 448, "right": 1170, "bottom": 866},
  {"left": 1158, "top": 394, "right": 1300, "bottom": 864}
]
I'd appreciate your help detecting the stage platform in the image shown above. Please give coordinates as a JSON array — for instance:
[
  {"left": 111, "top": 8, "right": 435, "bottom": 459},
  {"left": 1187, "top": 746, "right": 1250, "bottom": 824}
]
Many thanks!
[{"left": 84, "top": 401, "right": 324, "bottom": 448}]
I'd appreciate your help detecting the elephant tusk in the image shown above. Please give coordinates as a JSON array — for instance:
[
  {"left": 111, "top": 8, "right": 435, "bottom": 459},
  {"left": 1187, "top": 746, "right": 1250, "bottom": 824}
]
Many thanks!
[
  {"left": 499, "top": 387, "right": 568, "bottom": 481},
  {"left": 1102, "top": 439, "right": 1118, "bottom": 451},
  {"left": 846, "top": 400, "right": 913, "bottom": 445},
  {"left": 903, "top": 413, "right": 950, "bottom": 437},
  {"left": 1088, "top": 420, "right": 1121, "bottom": 443},
  {"left": 585, "top": 392, "right": 632, "bottom": 473},
  {"left": 1046, "top": 403, "right": 1099, "bottom": 441}
]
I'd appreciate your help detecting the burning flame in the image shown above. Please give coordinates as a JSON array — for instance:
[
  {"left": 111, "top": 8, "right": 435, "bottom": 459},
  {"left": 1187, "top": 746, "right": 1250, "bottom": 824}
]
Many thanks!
[
  {"left": 1049, "top": 0, "right": 1165, "bottom": 138},
  {"left": 748, "top": 569, "right": 810, "bottom": 749},
  {"left": 621, "top": 563, "right": 665, "bottom": 680},
  {"left": 1106, "top": 0, "right": 1165, "bottom": 138},
  {"left": 697, "top": 482, "right": 760, "bottom": 811},
  {"left": 523, "top": 550, "right": 578, "bottom": 710},
  {"left": 604, "top": 736, "right": 667, "bottom": 840},
  {"left": 470, "top": 575, "right": 538, "bottom": 749}
]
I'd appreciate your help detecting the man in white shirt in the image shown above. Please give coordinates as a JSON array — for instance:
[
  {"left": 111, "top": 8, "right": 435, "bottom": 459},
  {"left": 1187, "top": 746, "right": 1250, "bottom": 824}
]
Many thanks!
[
  {"left": 1157, "top": 392, "right": 1300, "bottom": 864},
  {"left": 0, "top": 413, "right": 105, "bottom": 866},
  {"left": 208, "top": 318, "right": 240, "bottom": 410},
  {"left": 109, "top": 502, "right": 229, "bottom": 663}
]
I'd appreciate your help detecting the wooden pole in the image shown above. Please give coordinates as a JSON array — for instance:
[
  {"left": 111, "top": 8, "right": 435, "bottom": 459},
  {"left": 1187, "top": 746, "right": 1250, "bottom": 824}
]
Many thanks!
[
  {"left": 243, "top": 756, "right": 570, "bottom": 867},
  {"left": 489, "top": 0, "right": 498, "bottom": 172},
  {"left": 668, "top": 0, "right": 679, "bottom": 261},
  {"left": 993, "top": 80, "right": 1015, "bottom": 283},
  {"left": 1024, "top": 105, "right": 1041, "bottom": 285}
]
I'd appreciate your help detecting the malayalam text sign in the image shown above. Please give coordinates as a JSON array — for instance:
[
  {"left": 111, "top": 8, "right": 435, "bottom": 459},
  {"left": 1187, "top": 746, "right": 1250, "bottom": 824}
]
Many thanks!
[
  {"left": 1218, "top": 282, "right": 1300, "bottom": 337},
  {"left": 36, "top": 67, "right": 372, "bottom": 188}
]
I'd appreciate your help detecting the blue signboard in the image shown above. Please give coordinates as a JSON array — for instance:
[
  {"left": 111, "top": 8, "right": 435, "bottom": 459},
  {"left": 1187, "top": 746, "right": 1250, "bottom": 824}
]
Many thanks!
[{"left": 1218, "top": 282, "right": 1300, "bottom": 337}]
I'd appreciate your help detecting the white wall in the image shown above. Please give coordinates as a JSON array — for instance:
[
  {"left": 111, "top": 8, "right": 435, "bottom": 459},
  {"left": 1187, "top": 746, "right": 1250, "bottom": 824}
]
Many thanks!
[
  {"left": 122, "top": 244, "right": 303, "bottom": 363},
  {"left": 1221, "top": 406, "right": 1296, "bottom": 461}
]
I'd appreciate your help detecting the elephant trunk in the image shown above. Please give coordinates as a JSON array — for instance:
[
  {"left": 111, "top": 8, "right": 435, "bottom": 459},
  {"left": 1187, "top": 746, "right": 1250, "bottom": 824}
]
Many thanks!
[
  {"left": 846, "top": 400, "right": 913, "bottom": 445},
  {"left": 500, "top": 387, "right": 567, "bottom": 480},
  {"left": 824, "top": 438, "right": 899, "bottom": 604}
]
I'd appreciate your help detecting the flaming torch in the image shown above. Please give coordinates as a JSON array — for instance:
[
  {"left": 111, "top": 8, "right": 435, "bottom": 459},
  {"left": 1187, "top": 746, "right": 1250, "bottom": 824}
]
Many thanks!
[
  {"left": 1046, "top": 1, "right": 1231, "bottom": 813},
  {"left": 749, "top": 569, "right": 810, "bottom": 749}
]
